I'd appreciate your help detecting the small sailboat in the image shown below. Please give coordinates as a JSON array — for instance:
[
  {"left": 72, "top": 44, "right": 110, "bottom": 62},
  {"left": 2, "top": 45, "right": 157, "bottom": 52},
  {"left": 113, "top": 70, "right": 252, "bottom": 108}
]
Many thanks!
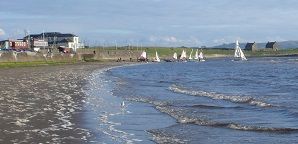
[
  {"left": 173, "top": 52, "right": 178, "bottom": 60},
  {"left": 153, "top": 51, "right": 161, "bottom": 62},
  {"left": 234, "top": 40, "right": 247, "bottom": 61},
  {"left": 188, "top": 49, "right": 193, "bottom": 60},
  {"left": 194, "top": 49, "right": 199, "bottom": 60},
  {"left": 198, "top": 51, "right": 205, "bottom": 62},
  {"left": 180, "top": 50, "right": 187, "bottom": 61},
  {"left": 121, "top": 101, "right": 125, "bottom": 107},
  {"left": 138, "top": 51, "right": 147, "bottom": 62}
]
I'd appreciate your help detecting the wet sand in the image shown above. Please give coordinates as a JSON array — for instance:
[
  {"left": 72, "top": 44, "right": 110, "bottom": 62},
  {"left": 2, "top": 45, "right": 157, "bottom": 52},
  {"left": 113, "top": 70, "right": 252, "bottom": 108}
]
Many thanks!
[{"left": 0, "top": 62, "right": 125, "bottom": 143}]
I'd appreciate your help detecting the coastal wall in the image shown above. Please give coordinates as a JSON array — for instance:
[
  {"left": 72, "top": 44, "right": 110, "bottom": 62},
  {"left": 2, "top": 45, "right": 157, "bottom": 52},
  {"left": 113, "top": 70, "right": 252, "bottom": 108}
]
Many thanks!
[{"left": 78, "top": 49, "right": 142, "bottom": 61}]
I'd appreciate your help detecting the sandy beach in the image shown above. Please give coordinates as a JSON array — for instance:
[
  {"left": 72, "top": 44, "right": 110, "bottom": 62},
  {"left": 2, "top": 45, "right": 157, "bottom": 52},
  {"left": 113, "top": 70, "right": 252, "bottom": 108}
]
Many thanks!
[{"left": 0, "top": 62, "right": 125, "bottom": 143}]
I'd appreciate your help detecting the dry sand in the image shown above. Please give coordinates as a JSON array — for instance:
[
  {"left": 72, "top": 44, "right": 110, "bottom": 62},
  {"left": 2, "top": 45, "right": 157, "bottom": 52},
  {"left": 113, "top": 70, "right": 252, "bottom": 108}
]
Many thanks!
[{"left": 0, "top": 62, "right": 125, "bottom": 143}]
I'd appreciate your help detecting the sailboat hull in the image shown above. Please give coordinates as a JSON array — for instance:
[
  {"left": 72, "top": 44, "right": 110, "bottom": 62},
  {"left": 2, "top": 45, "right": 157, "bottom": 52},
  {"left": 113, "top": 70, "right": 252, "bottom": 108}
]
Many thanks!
[
  {"left": 164, "top": 59, "right": 178, "bottom": 62},
  {"left": 138, "top": 57, "right": 148, "bottom": 62}
]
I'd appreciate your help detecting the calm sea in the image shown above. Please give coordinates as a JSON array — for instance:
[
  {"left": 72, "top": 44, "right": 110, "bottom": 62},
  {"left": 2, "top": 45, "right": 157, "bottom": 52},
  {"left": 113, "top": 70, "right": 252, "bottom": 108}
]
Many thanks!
[{"left": 85, "top": 57, "right": 298, "bottom": 144}]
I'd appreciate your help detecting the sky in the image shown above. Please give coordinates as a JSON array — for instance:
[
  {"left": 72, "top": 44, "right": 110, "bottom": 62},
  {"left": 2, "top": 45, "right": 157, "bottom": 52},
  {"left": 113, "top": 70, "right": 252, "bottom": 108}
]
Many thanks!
[{"left": 1, "top": 0, "right": 298, "bottom": 47}]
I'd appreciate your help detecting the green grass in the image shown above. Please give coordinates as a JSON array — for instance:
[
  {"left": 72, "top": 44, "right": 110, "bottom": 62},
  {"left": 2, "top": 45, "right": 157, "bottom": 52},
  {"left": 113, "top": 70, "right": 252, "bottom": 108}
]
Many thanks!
[
  {"left": 0, "top": 61, "right": 77, "bottom": 68},
  {"left": 79, "top": 47, "right": 236, "bottom": 58},
  {"left": 244, "top": 49, "right": 298, "bottom": 57}
]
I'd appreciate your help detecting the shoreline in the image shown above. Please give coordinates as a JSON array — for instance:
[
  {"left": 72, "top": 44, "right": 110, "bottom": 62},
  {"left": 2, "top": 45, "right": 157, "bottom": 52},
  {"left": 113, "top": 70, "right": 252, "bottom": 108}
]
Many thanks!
[
  {"left": 82, "top": 63, "right": 176, "bottom": 143},
  {"left": 0, "top": 61, "right": 130, "bottom": 143}
]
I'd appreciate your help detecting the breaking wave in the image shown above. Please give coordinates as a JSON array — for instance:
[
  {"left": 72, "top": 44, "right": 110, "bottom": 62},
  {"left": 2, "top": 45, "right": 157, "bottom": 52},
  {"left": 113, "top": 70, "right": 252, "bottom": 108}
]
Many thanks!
[
  {"left": 148, "top": 129, "right": 188, "bottom": 144},
  {"left": 127, "top": 97, "right": 297, "bottom": 134},
  {"left": 169, "top": 84, "right": 272, "bottom": 107},
  {"left": 189, "top": 104, "right": 241, "bottom": 109},
  {"left": 156, "top": 104, "right": 298, "bottom": 134}
]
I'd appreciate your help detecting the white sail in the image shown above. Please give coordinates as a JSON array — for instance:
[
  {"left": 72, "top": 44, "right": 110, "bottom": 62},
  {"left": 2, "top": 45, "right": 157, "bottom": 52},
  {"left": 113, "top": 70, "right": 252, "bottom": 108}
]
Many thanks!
[
  {"left": 140, "top": 51, "right": 147, "bottom": 59},
  {"left": 199, "top": 51, "right": 204, "bottom": 59},
  {"left": 234, "top": 40, "right": 247, "bottom": 61},
  {"left": 173, "top": 52, "right": 178, "bottom": 59},
  {"left": 189, "top": 49, "right": 193, "bottom": 60},
  {"left": 198, "top": 51, "right": 205, "bottom": 61},
  {"left": 194, "top": 49, "right": 199, "bottom": 60},
  {"left": 180, "top": 50, "right": 187, "bottom": 60},
  {"left": 154, "top": 51, "right": 161, "bottom": 62}
]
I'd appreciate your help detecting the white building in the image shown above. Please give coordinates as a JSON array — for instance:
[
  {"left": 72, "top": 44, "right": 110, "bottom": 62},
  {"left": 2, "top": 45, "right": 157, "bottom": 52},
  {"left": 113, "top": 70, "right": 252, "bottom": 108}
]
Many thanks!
[{"left": 25, "top": 32, "right": 84, "bottom": 52}]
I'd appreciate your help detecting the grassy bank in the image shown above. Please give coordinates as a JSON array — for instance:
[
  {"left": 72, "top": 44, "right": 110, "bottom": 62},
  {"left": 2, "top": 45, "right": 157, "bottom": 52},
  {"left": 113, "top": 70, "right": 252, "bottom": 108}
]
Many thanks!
[
  {"left": 1, "top": 47, "right": 298, "bottom": 68},
  {"left": 0, "top": 61, "right": 78, "bottom": 68},
  {"left": 80, "top": 46, "right": 298, "bottom": 59}
]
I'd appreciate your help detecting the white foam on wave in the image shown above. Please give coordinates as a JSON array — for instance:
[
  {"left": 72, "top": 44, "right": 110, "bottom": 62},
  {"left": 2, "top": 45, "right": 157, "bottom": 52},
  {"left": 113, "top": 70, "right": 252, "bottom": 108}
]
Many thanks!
[
  {"left": 169, "top": 84, "right": 272, "bottom": 107},
  {"left": 227, "top": 123, "right": 298, "bottom": 133},
  {"left": 151, "top": 134, "right": 187, "bottom": 144},
  {"left": 155, "top": 103, "right": 298, "bottom": 133}
]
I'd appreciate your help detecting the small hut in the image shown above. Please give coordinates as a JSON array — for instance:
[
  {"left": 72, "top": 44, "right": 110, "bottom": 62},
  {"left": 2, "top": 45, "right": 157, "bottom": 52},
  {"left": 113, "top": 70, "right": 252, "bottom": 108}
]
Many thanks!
[
  {"left": 266, "top": 41, "right": 278, "bottom": 51},
  {"left": 245, "top": 42, "right": 257, "bottom": 51}
]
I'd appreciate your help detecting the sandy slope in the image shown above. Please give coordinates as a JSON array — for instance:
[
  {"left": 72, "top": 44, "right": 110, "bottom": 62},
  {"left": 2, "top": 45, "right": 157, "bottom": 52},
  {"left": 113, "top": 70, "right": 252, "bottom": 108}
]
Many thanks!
[{"left": 0, "top": 62, "right": 123, "bottom": 143}]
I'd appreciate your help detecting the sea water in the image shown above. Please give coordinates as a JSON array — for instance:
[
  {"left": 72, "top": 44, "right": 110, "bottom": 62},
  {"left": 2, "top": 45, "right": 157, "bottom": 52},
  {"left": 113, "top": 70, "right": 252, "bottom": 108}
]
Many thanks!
[{"left": 86, "top": 57, "right": 298, "bottom": 143}]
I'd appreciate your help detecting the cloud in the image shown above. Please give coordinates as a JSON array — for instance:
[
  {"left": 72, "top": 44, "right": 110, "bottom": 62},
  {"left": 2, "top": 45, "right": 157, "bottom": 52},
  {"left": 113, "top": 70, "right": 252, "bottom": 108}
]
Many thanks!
[
  {"left": 211, "top": 36, "right": 246, "bottom": 46},
  {"left": 213, "top": 38, "right": 228, "bottom": 45},
  {"left": 94, "top": 29, "right": 134, "bottom": 35},
  {"left": 164, "top": 36, "right": 177, "bottom": 43},
  {"left": 148, "top": 35, "right": 205, "bottom": 47},
  {"left": 0, "top": 29, "right": 5, "bottom": 36},
  {"left": 149, "top": 36, "right": 178, "bottom": 43}
]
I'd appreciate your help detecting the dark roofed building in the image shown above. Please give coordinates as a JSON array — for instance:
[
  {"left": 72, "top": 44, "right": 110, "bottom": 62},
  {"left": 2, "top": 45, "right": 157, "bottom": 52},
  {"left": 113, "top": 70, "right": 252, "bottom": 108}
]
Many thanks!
[
  {"left": 42, "top": 32, "right": 77, "bottom": 38},
  {"left": 59, "top": 38, "right": 74, "bottom": 43},
  {"left": 266, "top": 41, "right": 278, "bottom": 51},
  {"left": 245, "top": 42, "right": 257, "bottom": 51},
  {"left": 24, "top": 32, "right": 83, "bottom": 51}
]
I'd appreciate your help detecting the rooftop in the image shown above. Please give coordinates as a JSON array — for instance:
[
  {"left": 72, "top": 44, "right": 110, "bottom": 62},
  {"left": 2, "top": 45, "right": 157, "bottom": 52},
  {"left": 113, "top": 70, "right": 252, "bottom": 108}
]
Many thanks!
[{"left": 25, "top": 32, "right": 77, "bottom": 39}]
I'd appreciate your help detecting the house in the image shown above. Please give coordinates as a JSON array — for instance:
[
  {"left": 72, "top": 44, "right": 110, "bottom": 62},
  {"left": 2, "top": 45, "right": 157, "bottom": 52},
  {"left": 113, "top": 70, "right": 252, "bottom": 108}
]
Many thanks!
[
  {"left": 24, "top": 32, "right": 84, "bottom": 52},
  {"left": 32, "top": 40, "right": 48, "bottom": 51},
  {"left": 245, "top": 42, "right": 257, "bottom": 51},
  {"left": 0, "top": 39, "right": 28, "bottom": 51},
  {"left": 266, "top": 41, "right": 278, "bottom": 51}
]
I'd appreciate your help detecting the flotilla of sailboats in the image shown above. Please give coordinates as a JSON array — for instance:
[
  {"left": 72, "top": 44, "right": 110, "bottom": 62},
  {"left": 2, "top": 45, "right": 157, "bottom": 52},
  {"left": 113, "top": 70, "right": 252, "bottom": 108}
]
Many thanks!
[{"left": 137, "top": 40, "right": 247, "bottom": 63}]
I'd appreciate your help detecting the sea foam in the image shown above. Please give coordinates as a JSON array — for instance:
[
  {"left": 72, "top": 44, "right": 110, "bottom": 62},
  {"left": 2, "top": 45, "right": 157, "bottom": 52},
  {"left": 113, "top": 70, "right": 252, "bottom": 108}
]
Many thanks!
[{"left": 169, "top": 84, "right": 272, "bottom": 107}]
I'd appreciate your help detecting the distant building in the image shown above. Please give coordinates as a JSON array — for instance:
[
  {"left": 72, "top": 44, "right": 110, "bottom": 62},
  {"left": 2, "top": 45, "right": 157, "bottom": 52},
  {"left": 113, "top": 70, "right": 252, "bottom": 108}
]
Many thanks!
[
  {"left": 32, "top": 39, "right": 48, "bottom": 51},
  {"left": 266, "top": 41, "right": 278, "bottom": 51},
  {"left": 24, "top": 32, "right": 84, "bottom": 52},
  {"left": 245, "top": 42, "right": 257, "bottom": 51},
  {"left": 0, "top": 39, "right": 28, "bottom": 51}
]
